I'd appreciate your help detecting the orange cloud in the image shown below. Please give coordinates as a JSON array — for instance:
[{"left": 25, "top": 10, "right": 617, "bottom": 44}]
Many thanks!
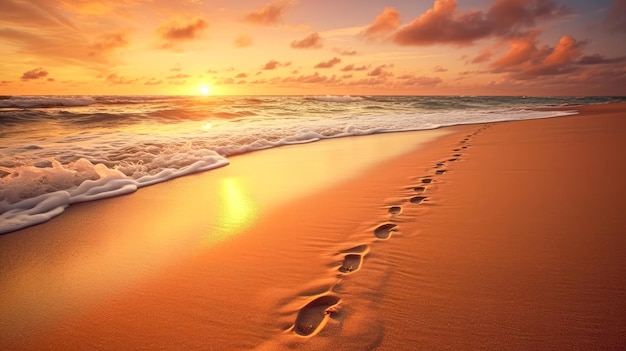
[
  {"left": 471, "top": 48, "right": 493, "bottom": 64},
  {"left": 89, "top": 32, "right": 129, "bottom": 55},
  {"left": 157, "top": 16, "right": 208, "bottom": 49},
  {"left": 361, "top": 7, "right": 400, "bottom": 40},
  {"left": 244, "top": 0, "right": 293, "bottom": 26},
  {"left": 392, "top": 0, "right": 566, "bottom": 46},
  {"left": 368, "top": 65, "right": 393, "bottom": 77},
  {"left": 340, "top": 64, "right": 368, "bottom": 72},
  {"left": 290, "top": 32, "right": 323, "bottom": 49},
  {"left": 333, "top": 48, "right": 358, "bottom": 56},
  {"left": 21, "top": 68, "right": 49, "bottom": 80},
  {"left": 262, "top": 60, "right": 290, "bottom": 70},
  {"left": 106, "top": 73, "right": 139, "bottom": 85},
  {"left": 234, "top": 34, "right": 253, "bottom": 48},
  {"left": 314, "top": 57, "right": 341, "bottom": 69}
]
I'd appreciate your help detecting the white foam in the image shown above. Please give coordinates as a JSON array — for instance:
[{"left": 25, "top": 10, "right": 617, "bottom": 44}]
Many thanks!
[{"left": 0, "top": 96, "right": 582, "bottom": 235}]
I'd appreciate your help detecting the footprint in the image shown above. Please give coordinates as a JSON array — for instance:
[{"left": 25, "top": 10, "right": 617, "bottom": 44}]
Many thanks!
[
  {"left": 338, "top": 254, "right": 363, "bottom": 273},
  {"left": 388, "top": 206, "right": 402, "bottom": 215},
  {"left": 294, "top": 295, "right": 341, "bottom": 337},
  {"left": 414, "top": 186, "right": 426, "bottom": 193},
  {"left": 410, "top": 196, "right": 427, "bottom": 204},
  {"left": 421, "top": 178, "right": 433, "bottom": 184},
  {"left": 374, "top": 223, "right": 397, "bottom": 239},
  {"left": 453, "top": 153, "right": 462, "bottom": 157},
  {"left": 435, "top": 169, "right": 446, "bottom": 175},
  {"left": 448, "top": 158, "right": 458, "bottom": 162},
  {"left": 435, "top": 162, "right": 445, "bottom": 168}
]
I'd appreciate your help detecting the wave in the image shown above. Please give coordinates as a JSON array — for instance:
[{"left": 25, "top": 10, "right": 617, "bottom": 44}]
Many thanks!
[
  {"left": 0, "top": 96, "right": 97, "bottom": 108},
  {"left": 307, "top": 95, "right": 365, "bottom": 103},
  {"left": 1, "top": 94, "right": 598, "bottom": 235}
]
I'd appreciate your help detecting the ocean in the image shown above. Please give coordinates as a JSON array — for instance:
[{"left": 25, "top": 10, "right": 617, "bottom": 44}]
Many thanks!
[{"left": 1, "top": 95, "right": 623, "bottom": 234}]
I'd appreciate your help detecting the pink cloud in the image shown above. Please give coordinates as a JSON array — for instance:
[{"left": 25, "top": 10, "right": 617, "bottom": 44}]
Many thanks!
[
  {"left": 392, "top": 0, "right": 567, "bottom": 46},
  {"left": 605, "top": 0, "right": 626, "bottom": 33},
  {"left": 361, "top": 7, "right": 400, "bottom": 40},
  {"left": 314, "top": 57, "right": 341, "bottom": 69},
  {"left": 433, "top": 65, "right": 448, "bottom": 72},
  {"left": 21, "top": 68, "right": 49, "bottom": 80},
  {"left": 244, "top": 0, "right": 293, "bottom": 26},
  {"left": 290, "top": 32, "right": 323, "bottom": 49},
  {"left": 490, "top": 33, "right": 586, "bottom": 80}
]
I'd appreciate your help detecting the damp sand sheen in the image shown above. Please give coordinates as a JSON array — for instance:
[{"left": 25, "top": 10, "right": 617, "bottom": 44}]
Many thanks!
[{"left": 1, "top": 103, "right": 626, "bottom": 350}]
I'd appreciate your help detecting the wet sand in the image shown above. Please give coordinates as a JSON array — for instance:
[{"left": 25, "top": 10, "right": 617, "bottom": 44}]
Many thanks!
[{"left": 1, "top": 103, "right": 625, "bottom": 350}]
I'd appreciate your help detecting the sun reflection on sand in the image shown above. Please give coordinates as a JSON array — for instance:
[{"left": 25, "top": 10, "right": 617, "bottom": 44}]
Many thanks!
[{"left": 210, "top": 177, "right": 258, "bottom": 242}]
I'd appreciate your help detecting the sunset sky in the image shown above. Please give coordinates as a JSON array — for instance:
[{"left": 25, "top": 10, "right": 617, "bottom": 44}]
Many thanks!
[{"left": 1, "top": 0, "right": 625, "bottom": 96}]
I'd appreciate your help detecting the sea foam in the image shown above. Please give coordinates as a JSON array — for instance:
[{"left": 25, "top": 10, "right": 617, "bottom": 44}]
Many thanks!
[{"left": 2, "top": 94, "right": 612, "bottom": 234}]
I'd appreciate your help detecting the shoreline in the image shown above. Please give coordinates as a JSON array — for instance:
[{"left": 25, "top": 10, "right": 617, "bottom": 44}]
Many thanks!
[{"left": 1, "top": 103, "right": 625, "bottom": 350}]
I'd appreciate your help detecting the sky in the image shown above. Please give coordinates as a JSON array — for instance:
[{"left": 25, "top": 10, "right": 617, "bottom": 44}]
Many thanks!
[{"left": 1, "top": 0, "right": 625, "bottom": 96}]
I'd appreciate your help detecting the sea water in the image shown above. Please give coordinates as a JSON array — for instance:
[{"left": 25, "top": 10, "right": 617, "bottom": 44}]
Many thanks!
[{"left": 1, "top": 95, "right": 623, "bottom": 233}]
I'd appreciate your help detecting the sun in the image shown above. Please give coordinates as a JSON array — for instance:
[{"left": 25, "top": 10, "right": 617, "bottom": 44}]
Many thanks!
[{"left": 199, "top": 85, "right": 211, "bottom": 96}]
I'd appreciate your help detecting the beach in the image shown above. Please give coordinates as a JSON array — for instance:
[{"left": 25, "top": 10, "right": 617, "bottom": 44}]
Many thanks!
[{"left": 1, "top": 102, "right": 625, "bottom": 350}]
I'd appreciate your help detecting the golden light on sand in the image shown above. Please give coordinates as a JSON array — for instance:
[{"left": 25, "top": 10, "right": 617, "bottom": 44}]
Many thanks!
[{"left": 213, "top": 177, "right": 258, "bottom": 241}]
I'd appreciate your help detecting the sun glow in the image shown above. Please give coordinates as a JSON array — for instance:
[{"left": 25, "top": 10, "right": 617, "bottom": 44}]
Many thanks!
[{"left": 199, "top": 85, "right": 210, "bottom": 96}]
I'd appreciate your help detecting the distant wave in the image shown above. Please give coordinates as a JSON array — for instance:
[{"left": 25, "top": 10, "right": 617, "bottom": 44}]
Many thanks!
[
  {"left": 0, "top": 96, "right": 97, "bottom": 108},
  {"left": 307, "top": 95, "right": 365, "bottom": 103}
]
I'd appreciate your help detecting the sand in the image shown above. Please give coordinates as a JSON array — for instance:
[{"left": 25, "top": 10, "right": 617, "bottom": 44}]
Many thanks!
[{"left": 1, "top": 103, "right": 625, "bottom": 350}]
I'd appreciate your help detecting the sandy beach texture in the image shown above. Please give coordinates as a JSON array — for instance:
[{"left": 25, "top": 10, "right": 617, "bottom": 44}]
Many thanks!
[{"left": 1, "top": 103, "right": 625, "bottom": 350}]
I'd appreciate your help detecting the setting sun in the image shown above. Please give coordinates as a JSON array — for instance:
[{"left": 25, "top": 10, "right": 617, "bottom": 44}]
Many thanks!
[{"left": 199, "top": 86, "right": 210, "bottom": 96}]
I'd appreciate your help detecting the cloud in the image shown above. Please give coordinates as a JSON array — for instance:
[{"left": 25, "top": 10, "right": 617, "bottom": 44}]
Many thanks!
[
  {"left": 333, "top": 48, "right": 358, "bottom": 56},
  {"left": 290, "top": 32, "right": 323, "bottom": 49},
  {"left": 577, "top": 54, "right": 626, "bottom": 65},
  {"left": 282, "top": 72, "right": 336, "bottom": 84},
  {"left": 106, "top": 73, "right": 139, "bottom": 85},
  {"left": 144, "top": 78, "right": 163, "bottom": 85},
  {"left": 89, "top": 31, "right": 129, "bottom": 55},
  {"left": 490, "top": 33, "right": 586, "bottom": 80},
  {"left": 235, "top": 73, "right": 248, "bottom": 78},
  {"left": 234, "top": 34, "right": 253, "bottom": 48},
  {"left": 397, "top": 74, "right": 443, "bottom": 86},
  {"left": 605, "top": 0, "right": 626, "bottom": 33},
  {"left": 166, "top": 73, "right": 191, "bottom": 79},
  {"left": 368, "top": 64, "right": 393, "bottom": 77},
  {"left": 471, "top": 48, "right": 493, "bottom": 63},
  {"left": 361, "top": 7, "right": 400, "bottom": 40},
  {"left": 262, "top": 60, "right": 290, "bottom": 70},
  {"left": 433, "top": 65, "right": 448, "bottom": 72},
  {"left": 341, "top": 64, "right": 369, "bottom": 72},
  {"left": 244, "top": 0, "right": 293, "bottom": 26},
  {"left": 314, "top": 57, "right": 341, "bottom": 69},
  {"left": 392, "top": 0, "right": 567, "bottom": 46},
  {"left": 21, "top": 68, "right": 49, "bottom": 80},
  {"left": 157, "top": 16, "right": 208, "bottom": 49}
]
